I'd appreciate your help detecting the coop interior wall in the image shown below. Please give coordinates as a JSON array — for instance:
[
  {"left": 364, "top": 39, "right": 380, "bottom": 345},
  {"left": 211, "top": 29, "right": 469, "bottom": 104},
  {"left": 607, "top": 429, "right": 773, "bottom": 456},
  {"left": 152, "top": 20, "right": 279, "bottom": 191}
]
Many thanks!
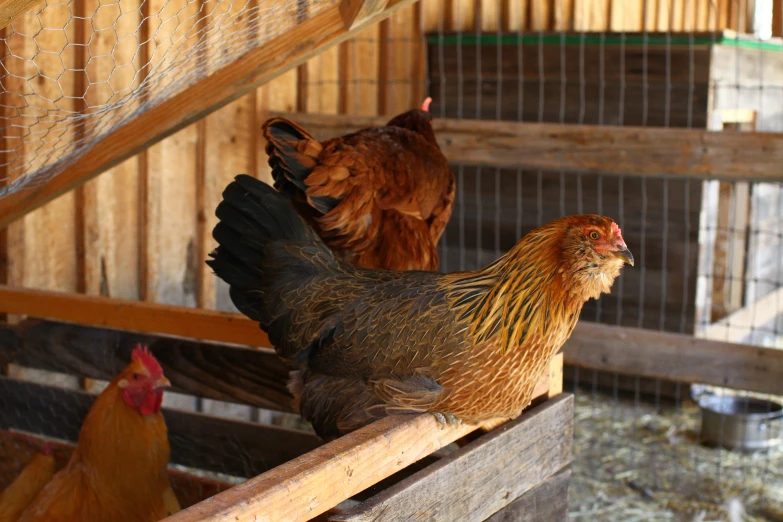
[{"left": 1, "top": 0, "right": 775, "bottom": 312}]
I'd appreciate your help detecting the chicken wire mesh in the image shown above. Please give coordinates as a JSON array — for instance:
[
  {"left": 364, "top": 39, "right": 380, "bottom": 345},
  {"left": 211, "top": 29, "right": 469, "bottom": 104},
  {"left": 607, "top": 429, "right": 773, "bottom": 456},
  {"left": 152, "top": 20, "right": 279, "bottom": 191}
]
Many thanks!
[{"left": 0, "top": 0, "right": 335, "bottom": 196}]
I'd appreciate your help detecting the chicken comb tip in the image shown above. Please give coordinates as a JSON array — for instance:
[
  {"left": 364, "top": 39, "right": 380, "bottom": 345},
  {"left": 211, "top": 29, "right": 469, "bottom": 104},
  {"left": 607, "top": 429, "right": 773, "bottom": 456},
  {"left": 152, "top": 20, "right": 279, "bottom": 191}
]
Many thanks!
[
  {"left": 421, "top": 97, "right": 432, "bottom": 112},
  {"left": 131, "top": 344, "right": 164, "bottom": 377},
  {"left": 611, "top": 221, "right": 623, "bottom": 240}
]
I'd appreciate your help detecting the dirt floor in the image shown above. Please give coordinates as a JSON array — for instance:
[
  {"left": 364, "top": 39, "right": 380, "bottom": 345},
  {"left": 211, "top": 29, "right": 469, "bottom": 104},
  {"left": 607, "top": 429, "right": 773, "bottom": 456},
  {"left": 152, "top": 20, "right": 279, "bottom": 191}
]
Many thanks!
[{"left": 568, "top": 391, "right": 783, "bottom": 522}]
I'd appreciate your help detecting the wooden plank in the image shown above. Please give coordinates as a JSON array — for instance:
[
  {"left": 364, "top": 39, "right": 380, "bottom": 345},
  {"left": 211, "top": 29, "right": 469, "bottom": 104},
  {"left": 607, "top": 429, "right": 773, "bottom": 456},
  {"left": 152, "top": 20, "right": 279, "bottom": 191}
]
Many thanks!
[
  {"left": 340, "top": 0, "right": 391, "bottom": 29},
  {"left": 529, "top": 0, "right": 550, "bottom": 29},
  {"left": 0, "top": 319, "right": 293, "bottom": 411},
  {"left": 0, "top": 285, "right": 269, "bottom": 347},
  {"left": 0, "top": 376, "right": 322, "bottom": 478},
  {"left": 330, "top": 395, "right": 573, "bottom": 522},
  {"left": 0, "top": 0, "right": 420, "bottom": 229},
  {"left": 485, "top": 469, "right": 571, "bottom": 522},
  {"left": 4, "top": 0, "right": 79, "bottom": 295},
  {"left": 709, "top": 180, "right": 750, "bottom": 321},
  {"left": 553, "top": 0, "right": 574, "bottom": 30},
  {"left": 563, "top": 365, "right": 689, "bottom": 401},
  {"left": 610, "top": 0, "right": 644, "bottom": 30},
  {"left": 701, "top": 286, "right": 783, "bottom": 343},
  {"left": 0, "top": 317, "right": 554, "bottom": 411},
  {"left": 162, "top": 415, "right": 479, "bottom": 522},
  {"left": 201, "top": 97, "right": 255, "bottom": 310},
  {"left": 563, "top": 321, "right": 783, "bottom": 396},
  {"left": 774, "top": 0, "right": 782, "bottom": 37},
  {"left": 80, "top": 0, "right": 144, "bottom": 301},
  {"left": 272, "top": 113, "right": 783, "bottom": 182},
  {"left": 0, "top": 0, "right": 44, "bottom": 31},
  {"left": 338, "top": 25, "right": 380, "bottom": 116}
]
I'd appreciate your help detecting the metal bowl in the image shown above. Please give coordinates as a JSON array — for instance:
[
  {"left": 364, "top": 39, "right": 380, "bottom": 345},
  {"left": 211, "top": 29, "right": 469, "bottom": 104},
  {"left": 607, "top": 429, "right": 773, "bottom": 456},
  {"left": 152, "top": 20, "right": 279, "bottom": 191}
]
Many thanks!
[{"left": 698, "top": 395, "right": 783, "bottom": 452}]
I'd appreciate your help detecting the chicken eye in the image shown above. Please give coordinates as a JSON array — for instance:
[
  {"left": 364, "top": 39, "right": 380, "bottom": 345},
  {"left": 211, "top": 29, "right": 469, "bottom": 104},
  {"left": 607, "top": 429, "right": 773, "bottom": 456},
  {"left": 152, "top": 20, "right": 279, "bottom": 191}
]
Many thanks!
[
  {"left": 589, "top": 231, "right": 600, "bottom": 240},
  {"left": 132, "top": 373, "right": 140, "bottom": 380}
]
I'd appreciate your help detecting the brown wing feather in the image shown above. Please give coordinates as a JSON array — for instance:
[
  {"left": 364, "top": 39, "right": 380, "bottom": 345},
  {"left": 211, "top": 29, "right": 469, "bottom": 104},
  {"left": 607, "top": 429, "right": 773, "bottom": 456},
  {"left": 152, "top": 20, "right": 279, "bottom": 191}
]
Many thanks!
[{"left": 262, "top": 115, "right": 454, "bottom": 271}]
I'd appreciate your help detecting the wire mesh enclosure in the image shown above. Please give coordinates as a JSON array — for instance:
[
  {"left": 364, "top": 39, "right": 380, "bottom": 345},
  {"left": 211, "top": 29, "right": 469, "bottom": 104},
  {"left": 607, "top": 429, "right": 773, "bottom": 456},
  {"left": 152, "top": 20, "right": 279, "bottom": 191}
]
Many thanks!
[{"left": 1, "top": 0, "right": 783, "bottom": 520}]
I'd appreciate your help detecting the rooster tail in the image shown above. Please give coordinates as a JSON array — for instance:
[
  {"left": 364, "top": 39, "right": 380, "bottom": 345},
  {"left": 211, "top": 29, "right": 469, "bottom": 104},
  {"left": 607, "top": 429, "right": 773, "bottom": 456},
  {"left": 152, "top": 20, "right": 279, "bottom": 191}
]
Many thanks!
[
  {"left": 262, "top": 117, "right": 337, "bottom": 215},
  {"left": 206, "top": 175, "right": 336, "bottom": 324}
]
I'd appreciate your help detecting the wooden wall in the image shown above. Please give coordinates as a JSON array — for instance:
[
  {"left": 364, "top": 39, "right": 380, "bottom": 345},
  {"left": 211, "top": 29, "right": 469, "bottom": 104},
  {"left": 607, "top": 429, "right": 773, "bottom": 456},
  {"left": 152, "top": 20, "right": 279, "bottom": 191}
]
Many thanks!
[{"left": 0, "top": 0, "right": 774, "bottom": 314}]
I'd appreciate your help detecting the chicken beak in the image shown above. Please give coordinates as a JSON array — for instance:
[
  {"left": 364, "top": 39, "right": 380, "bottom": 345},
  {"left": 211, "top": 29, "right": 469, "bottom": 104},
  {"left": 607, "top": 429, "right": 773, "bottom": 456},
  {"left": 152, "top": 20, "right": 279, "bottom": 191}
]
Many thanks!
[
  {"left": 153, "top": 377, "right": 172, "bottom": 390},
  {"left": 615, "top": 245, "right": 635, "bottom": 266}
]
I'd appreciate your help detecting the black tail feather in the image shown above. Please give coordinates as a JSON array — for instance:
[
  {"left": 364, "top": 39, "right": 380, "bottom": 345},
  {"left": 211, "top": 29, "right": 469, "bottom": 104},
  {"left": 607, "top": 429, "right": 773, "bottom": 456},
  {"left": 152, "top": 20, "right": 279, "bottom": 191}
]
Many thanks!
[{"left": 206, "top": 174, "right": 335, "bottom": 332}]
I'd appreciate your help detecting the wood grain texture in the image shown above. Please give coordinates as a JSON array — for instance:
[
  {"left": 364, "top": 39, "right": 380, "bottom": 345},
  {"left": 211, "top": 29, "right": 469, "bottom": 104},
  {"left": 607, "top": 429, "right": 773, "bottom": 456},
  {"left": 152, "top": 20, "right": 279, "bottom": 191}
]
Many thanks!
[
  {"left": 563, "top": 321, "right": 783, "bottom": 396},
  {"left": 0, "top": 376, "right": 322, "bottom": 478},
  {"left": 0, "top": 0, "right": 44, "bottom": 31},
  {"left": 340, "top": 0, "right": 391, "bottom": 29},
  {"left": 80, "top": 0, "right": 143, "bottom": 301},
  {"left": 701, "top": 286, "right": 783, "bottom": 344},
  {"left": 484, "top": 468, "right": 571, "bottom": 522},
  {"left": 4, "top": 5, "right": 79, "bottom": 294},
  {"left": 330, "top": 395, "right": 573, "bottom": 522},
  {"left": 0, "top": 285, "right": 269, "bottom": 346},
  {"left": 0, "top": 0, "right": 420, "bottom": 229},
  {"left": 162, "top": 414, "right": 479, "bottom": 522},
  {"left": 271, "top": 113, "right": 783, "bottom": 182},
  {"left": 0, "top": 319, "right": 293, "bottom": 410}
]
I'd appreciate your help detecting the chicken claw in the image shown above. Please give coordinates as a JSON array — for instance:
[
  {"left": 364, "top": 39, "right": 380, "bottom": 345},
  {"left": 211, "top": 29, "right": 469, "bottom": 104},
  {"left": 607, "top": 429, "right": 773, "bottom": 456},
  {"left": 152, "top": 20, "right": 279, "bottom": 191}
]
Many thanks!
[{"left": 431, "top": 412, "right": 462, "bottom": 428}]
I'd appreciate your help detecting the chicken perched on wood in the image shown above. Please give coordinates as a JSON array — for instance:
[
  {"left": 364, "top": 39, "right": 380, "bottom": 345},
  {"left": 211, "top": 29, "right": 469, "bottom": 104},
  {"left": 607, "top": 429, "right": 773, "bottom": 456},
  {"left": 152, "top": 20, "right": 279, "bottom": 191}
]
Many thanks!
[
  {"left": 18, "top": 346, "right": 180, "bottom": 522},
  {"left": 262, "top": 97, "right": 454, "bottom": 271},
  {"left": 207, "top": 176, "right": 633, "bottom": 439},
  {"left": 0, "top": 444, "right": 55, "bottom": 522}
]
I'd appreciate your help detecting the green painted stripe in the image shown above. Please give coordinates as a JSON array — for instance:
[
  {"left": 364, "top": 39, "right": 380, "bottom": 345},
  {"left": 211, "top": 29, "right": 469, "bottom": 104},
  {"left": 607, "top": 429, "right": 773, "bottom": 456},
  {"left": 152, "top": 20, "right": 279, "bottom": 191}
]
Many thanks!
[{"left": 425, "top": 33, "right": 783, "bottom": 52}]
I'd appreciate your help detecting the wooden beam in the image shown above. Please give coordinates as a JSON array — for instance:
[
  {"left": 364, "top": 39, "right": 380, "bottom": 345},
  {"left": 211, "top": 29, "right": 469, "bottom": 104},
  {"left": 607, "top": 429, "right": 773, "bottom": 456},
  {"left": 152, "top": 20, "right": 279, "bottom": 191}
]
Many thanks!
[
  {"left": 0, "top": 0, "right": 419, "bottom": 229},
  {"left": 0, "top": 319, "right": 293, "bottom": 411},
  {"left": 563, "top": 321, "right": 783, "bottom": 396},
  {"left": 271, "top": 113, "right": 783, "bottom": 182},
  {"left": 6, "top": 285, "right": 777, "bottom": 395},
  {"left": 700, "top": 286, "right": 783, "bottom": 343},
  {"left": 0, "top": 376, "right": 322, "bottom": 478},
  {"left": 0, "top": 0, "right": 44, "bottom": 31},
  {"left": 162, "top": 415, "right": 478, "bottom": 522},
  {"left": 484, "top": 469, "right": 571, "bottom": 522},
  {"left": 0, "top": 285, "right": 268, "bottom": 347},
  {"left": 340, "top": 0, "right": 391, "bottom": 29},
  {"left": 774, "top": 0, "right": 782, "bottom": 37},
  {"left": 0, "top": 317, "right": 554, "bottom": 410},
  {"left": 330, "top": 395, "right": 573, "bottom": 522}
]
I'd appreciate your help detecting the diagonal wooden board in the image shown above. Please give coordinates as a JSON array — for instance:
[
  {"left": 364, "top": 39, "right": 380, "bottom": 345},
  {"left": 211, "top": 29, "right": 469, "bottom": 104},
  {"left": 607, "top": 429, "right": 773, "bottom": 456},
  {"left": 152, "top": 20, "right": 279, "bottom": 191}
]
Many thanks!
[
  {"left": 0, "top": 0, "right": 45, "bottom": 31},
  {"left": 0, "top": 0, "right": 420, "bottom": 229}
]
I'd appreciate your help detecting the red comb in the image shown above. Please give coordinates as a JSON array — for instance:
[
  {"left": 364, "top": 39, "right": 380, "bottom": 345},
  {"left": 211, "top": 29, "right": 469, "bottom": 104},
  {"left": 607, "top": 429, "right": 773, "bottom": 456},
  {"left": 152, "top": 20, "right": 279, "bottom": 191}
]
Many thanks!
[
  {"left": 42, "top": 442, "right": 53, "bottom": 456},
  {"left": 611, "top": 222, "right": 623, "bottom": 240},
  {"left": 131, "top": 344, "right": 163, "bottom": 377},
  {"left": 421, "top": 97, "right": 432, "bottom": 112}
]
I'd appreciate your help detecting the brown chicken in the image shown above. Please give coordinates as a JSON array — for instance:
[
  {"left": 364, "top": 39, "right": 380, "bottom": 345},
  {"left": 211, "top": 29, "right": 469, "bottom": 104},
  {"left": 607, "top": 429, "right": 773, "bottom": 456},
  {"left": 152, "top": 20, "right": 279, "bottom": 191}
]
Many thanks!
[
  {"left": 207, "top": 176, "right": 633, "bottom": 439},
  {"left": 262, "top": 97, "right": 454, "bottom": 271},
  {"left": 18, "top": 346, "right": 181, "bottom": 522},
  {"left": 0, "top": 444, "right": 55, "bottom": 522}
]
